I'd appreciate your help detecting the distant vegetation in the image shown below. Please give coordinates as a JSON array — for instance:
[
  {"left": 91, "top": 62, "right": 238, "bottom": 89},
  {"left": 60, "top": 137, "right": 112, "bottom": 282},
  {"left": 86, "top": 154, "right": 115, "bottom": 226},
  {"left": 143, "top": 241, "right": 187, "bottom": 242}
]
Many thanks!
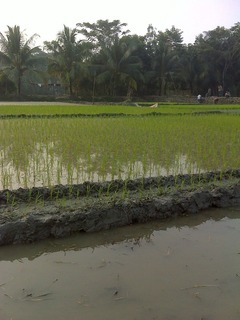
[{"left": 0, "top": 20, "right": 240, "bottom": 100}]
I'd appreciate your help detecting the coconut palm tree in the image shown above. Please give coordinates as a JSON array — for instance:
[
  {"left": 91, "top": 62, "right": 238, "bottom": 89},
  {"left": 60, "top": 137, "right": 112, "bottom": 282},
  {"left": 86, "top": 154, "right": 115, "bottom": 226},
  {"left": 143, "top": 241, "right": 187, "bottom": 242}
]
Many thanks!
[
  {"left": 144, "top": 25, "right": 183, "bottom": 96},
  {"left": 44, "top": 25, "right": 91, "bottom": 96},
  {"left": 93, "top": 35, "right": 143, "bottom": 97},
  {"left": 0, "top": 25, "right": 43, "bottom": 96}
]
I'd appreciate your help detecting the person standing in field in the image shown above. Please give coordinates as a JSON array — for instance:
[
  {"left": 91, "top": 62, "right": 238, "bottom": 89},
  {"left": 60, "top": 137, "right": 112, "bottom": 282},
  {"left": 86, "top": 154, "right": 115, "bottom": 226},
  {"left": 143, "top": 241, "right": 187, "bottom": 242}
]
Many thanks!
[
  {"left": 218, "top": 84, "right": 223, "bottom": 97},
  {"left": 225, "top": 90, "right": 231, "bottom": 98},
  {"left": 197, "top": 94, "right": 203, "bottom": 103},
  {"left": 205, "top": 88, "right": 212, "bottom": 97}
]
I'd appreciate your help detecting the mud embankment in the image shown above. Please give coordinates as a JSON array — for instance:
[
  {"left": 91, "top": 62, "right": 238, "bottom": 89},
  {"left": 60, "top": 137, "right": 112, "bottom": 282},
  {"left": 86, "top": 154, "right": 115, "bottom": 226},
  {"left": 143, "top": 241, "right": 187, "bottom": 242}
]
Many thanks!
[{"left": 0, "top": 170, "right": 240, "bottom": 246}]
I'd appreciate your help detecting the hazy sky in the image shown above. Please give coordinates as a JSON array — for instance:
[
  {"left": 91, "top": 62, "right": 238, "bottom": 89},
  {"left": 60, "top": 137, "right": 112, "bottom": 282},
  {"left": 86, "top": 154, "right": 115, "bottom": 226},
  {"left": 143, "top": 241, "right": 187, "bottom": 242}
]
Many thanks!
[{"left": 0, "top": 0, "right": 239, "bottom": 47}]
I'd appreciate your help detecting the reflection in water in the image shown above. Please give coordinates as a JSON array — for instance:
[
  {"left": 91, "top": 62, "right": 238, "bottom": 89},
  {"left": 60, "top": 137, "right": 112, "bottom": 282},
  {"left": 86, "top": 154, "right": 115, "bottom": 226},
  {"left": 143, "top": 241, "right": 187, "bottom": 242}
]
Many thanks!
[
  {"left": 1, "top": 115, "right": 240, "bottom": 190},
  {"left": 0, "top": 207, "right": 240, "bottom": 320},
  {"left": 0, "top": 147, "right": 202, "bottom": 190}
]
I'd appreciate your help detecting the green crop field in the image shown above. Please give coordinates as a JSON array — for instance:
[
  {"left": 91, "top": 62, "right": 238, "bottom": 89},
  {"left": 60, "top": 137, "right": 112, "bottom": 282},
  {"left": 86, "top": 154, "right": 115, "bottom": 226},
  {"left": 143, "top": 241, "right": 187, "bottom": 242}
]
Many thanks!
[
  {"left": 1, "top": 103, "right": 240, "bottom": 190},
  {"left": 0, "top": 102, "right": 240, "bottom": 115}
]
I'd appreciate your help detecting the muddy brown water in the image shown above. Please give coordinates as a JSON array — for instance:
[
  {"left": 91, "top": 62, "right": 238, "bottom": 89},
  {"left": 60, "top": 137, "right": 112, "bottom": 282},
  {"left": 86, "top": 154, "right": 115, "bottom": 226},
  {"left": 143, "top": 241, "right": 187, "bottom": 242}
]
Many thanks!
[{"left": 0, "top": 207, "right": 240, "bottom": 320}]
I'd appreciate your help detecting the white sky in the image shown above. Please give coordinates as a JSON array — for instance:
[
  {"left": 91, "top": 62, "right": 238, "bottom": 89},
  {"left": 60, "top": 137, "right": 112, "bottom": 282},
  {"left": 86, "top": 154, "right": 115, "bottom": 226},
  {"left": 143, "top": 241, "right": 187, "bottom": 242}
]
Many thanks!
[{"left": 0, "top": 0, "right": 239, "bottom": 48}]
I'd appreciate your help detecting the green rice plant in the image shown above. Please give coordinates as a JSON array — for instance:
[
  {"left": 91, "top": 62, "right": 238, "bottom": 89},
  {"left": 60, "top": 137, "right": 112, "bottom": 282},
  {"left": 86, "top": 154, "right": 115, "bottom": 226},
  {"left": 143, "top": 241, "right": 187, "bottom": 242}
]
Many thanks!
[
  {"left": 34, "top": 192, "right": 44, "bottom": 205},
  {"left": 6, "top": 191, "right": 11, "bottom": 204},
  {"left": 98, "top": 186, "right": 104, "bottom": 198},
  {"left": 76, "top": 189, "right": 81, "bottom": 199},
  {"left": 54, "top": 189, "right": 61, "bottom": 201},
  {"left": 1, "top": 110, "right": 240, "bottom": 190},
  {"left": 28, "top": 188, "right": 33, "bottom": 202},
  {"left": 56, "top": 196, "right": 67, "bottom": 208},
  {"left": 0, "top": 102, "right": 240, "bottom": 115},
  {"left": 120, "top": 183, "right": 129, "bottom": 200}
]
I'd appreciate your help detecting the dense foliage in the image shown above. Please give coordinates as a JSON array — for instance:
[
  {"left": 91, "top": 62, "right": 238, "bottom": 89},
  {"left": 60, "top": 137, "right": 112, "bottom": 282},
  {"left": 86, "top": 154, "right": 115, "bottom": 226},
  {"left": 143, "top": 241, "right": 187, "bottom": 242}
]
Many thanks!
[{"left": 0, "top": 20, "right": 240, "bottom": 98}]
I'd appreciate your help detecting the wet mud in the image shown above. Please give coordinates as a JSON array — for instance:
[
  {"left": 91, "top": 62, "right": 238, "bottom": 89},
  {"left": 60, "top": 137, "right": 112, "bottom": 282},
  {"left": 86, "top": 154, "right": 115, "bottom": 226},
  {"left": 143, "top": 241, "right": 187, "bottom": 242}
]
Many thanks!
[{"left": 0, "top": 169, "right": 240, "bottom": 245}]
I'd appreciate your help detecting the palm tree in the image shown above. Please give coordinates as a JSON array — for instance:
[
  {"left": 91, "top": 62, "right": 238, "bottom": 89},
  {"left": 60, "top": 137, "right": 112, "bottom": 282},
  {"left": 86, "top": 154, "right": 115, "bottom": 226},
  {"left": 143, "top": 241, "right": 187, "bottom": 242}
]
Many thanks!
[
  {"left": 178, "top": 44, "right": 200, "bottom": 94},
  {"left": 44, "top": 25, "right": 91, "bottom": 96},
  {"left": 94, "top": 36, "right": 143, "bottom": 97},
  {"left": 194, "top": 26, "right": 240, "bottom": 94},
  {"left": 144, "top": 26, "right": 183, "bottom": 96},
  {"left": 0, "top": 25, "right": 42, "bottom": 96}
]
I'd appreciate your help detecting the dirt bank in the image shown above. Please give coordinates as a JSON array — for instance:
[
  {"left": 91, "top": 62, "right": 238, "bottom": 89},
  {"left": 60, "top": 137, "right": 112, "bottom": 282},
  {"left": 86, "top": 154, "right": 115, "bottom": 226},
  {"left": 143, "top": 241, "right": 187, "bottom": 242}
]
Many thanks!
[{"left": 0, "top": 170, "right": 240, "bottom": 246}]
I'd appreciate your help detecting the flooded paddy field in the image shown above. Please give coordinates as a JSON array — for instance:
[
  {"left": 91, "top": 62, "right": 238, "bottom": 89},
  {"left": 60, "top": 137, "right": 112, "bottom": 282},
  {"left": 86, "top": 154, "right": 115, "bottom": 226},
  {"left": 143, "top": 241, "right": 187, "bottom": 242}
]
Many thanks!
[
  {"left": 0, "top": 207, "right": 239, "bottom": 320},
  {"left": 1, "top": 104, "right": 240, "bottom": 319},
  {"left": 1, "top": 113, "right": 240, "bottom": 190}
]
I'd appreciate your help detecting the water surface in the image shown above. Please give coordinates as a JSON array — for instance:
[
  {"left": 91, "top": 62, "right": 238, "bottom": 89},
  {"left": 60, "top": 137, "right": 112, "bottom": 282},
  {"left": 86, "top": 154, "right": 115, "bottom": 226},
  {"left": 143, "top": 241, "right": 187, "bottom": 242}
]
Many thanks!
[{"left": 0, "top": 207, "right": 240, "bottom": 320}]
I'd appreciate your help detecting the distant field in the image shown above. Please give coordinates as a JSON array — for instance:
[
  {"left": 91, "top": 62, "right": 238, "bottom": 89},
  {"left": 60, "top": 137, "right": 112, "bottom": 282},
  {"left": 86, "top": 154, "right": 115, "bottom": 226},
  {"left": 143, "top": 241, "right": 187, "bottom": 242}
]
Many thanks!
[{"left": 0, "top": 102, "right": 240, "bottom": 115}]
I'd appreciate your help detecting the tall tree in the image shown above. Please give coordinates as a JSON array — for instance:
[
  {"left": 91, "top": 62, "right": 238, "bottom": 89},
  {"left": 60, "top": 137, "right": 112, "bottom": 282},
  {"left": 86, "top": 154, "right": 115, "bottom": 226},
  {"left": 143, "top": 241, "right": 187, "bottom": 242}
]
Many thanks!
[
  {"left": 77, "top": 19, "right": 130, "bottom": 51},
  {"left": 77, "top": 20, "right": 143, "bottom": 98},
  {"left": 195, "top": 26, "right": 240, "bottom": 93},
  {"left": 44, "top": 25, "right": 92, "bottom": 96},
  {"left": 0, "top": 25, "right": 43, "bottom": 96},
  {"left": 92, "top": 35, "right": 143, "bottom": 97},
  {"left": 144, "top": 25, "right": 183, "bottom": 95},
  {"left": 178, "top": 44, "right": 200, "bottom": 94},
  {"left": 228, "top": 23, "right": 240, "bottom": 94}
]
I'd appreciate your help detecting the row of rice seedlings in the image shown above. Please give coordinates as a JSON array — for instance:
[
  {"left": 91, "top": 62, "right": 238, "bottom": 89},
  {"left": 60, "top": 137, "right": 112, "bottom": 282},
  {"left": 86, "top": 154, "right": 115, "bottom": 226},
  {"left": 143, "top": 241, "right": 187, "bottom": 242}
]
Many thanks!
[
  {"left": 1, "top": 114, "right": 240, "bottom": 191},
  {"left": 0, "top": 104, "right": 165, "bottom": 115},
  {"left": 1, "top": 103, "right": 240, "bottom": 116},
  {"left": 0, "top": 115, "right": 225, "bottom": 189}
]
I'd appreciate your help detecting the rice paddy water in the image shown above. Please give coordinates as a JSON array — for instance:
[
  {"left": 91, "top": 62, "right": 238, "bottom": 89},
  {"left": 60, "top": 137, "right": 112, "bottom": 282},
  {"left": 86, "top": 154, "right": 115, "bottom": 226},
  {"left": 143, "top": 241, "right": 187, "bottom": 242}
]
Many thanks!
[
  {"left": 0, "top": 207, "right": 239, "bottom": 320},
  {"left": 1, "top": 112, "right": 240, "bottom": 190}
]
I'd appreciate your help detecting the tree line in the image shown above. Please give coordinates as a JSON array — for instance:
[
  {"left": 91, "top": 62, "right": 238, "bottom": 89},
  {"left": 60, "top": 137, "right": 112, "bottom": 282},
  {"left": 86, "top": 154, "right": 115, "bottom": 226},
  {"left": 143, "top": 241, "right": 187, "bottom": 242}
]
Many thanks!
[{"left": 0, "top": 20, "right": 240, "bottom": 99}]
